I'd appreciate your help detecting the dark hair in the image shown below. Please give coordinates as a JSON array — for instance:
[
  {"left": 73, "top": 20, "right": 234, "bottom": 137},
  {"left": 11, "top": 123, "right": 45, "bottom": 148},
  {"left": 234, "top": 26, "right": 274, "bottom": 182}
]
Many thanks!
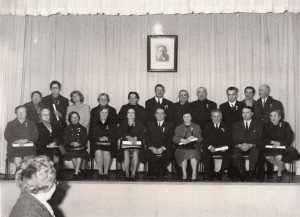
[
  {"left": 50, "top": 80, "right": 61, "bottom": 90},
  {"left": 154, "top": 84, "right": 165, "bottom": 91},
  {"left": 15, "top": 105, "right": 27, "bottom": 114},
  {"left": 97, "top": 93, "right": 110, "bottom": 103},
  {"left": 68, "top": 111, "right": 80, "bottom": 123},
  {"left": 211, "top": 109, "right": 222, "bottom": 115},
  {"left": 99, "top": 105, "right": 109, "bottom": 113},
  {"left": 70, "top": 90, "right": 85, "bottom": 103},
  {"left": 128, "top": 92, "right": 140, "bottom": 100},
  {"left": 244, "top": 86, "right": 256, "bottom": 94},
  {"left": 243, "top": 106, "right": 254, "bottom": 113},
  {"left": 155, "top": 107, "right": 166, "bottom": 114},
  {"left": 31, "top": 91, "right": 42, "bottom": 99},
  {"left": 270, "top": 108, "right": 282, "bottom": 117},
  {"left": 226, "top": 86, "right": 239, "bottom": 94}
]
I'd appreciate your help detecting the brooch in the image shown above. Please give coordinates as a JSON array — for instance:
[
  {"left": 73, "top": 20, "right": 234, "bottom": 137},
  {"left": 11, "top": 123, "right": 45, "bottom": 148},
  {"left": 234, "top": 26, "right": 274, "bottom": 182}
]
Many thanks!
[
  {"left": 279, "top": 123, "right": 282, "bottom": 127},
  {"left": 206, "top": 104, "right": 209, "bottom": 108},
  {"left": 25, "top": 122, "right": 28, "bottom": 128},
  {"left": 106, "top": 125, "right": 109, "bottom": 130},
  {"left": 163, "top": 127, "right": 165, "bottom": 132},
  {"left": 57, "top": 100, "right": 60, "bottom": 105},
  {"left": 236, "top": 106, "right": 238, "bottom": 110},
  {"left": 164, "top": 105, "right": 168, "bottom": 110},
  {"left": 221, "top": 128, "right": 225, "bottom": 132},
  {"left": 78, "top": 128, "right": 81, "bottom": 132},
  {"left": 253, "top": 130, "right": 256, "bottom": 133}
]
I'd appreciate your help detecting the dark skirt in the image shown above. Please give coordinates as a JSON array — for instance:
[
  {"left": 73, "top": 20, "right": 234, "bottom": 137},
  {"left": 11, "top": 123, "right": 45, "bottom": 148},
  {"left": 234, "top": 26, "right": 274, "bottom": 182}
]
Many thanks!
[
  {"left": 265, "top": 148, "right": 286, "bottom": 157},
  {"left": 64, "top": 149, "right": 89, "bottom": 161},
  {"left": 7, "top": 145, "right": 36, "bottom": 161},
  {"left": 36, "top": 147, "right": 60, "bottom": 160},
  {"left": 90, "top": 143, "right": 117, "bottom": 159},
  {"left": 174, "top": 148, "right": 201, "bottom": 166}
]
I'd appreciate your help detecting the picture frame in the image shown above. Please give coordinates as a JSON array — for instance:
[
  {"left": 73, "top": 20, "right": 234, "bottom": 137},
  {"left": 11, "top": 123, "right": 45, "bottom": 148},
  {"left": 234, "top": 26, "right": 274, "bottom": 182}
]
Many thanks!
[{"left": 147, "top": 35, "right": 178, "bottom": 72}]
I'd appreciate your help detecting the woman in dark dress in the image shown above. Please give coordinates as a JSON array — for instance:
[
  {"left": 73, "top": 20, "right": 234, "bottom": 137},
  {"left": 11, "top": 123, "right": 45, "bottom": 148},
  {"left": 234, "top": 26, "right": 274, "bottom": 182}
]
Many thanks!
[
  {"left": 36, "top": 108, "right": 62, "bottom": 167},
  {"left": 4, "top": 105, "right": 39, "bottom": 169},
  {"left": 118, "top": 107, "right": 145, "bottom": 181},
  {"left": 90, "top": 93, "right": 118, "bottom": 125},
  {"left": 23, "top": 91, "right": 46, "bottom": 123},
  {"left": 262, "top": 109, "right": 293, "bottom": 182},
  {"left": 64, "top": 111, "right": 89, "bottom": 179},
  {"left": 118, "top": 91, "right": 147, "bottom": 125},
  {"left": 89, "top": 106, "right": 117, "bottom": 180},
  {"left": 173, "top": 112, "right": 202, "bottom": 181}
]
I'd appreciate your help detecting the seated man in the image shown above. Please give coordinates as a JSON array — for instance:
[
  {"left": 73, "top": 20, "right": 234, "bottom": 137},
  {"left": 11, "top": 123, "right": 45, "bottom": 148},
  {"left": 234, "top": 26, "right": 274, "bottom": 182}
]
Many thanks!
[
  {"left": 202, "top": 109, "right": 232, "bottom": 181},
  {"left": 232, "top": 106, "right": 262, "bottom": 182},
  {"left": 144, "top": 107, "right": 174, "bottom": 180}
]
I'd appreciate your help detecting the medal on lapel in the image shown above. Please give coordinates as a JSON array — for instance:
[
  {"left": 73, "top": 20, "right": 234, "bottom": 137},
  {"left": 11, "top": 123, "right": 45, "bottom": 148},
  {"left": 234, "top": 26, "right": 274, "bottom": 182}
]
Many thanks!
[
  {"left": 236, "top": 105, "right": 238, "bottom": 111},
  {"left": 106, "top": 125, "right": 109, "bottom": 130},
  {"left": 163, "top": 127, "right": 165, "bottom": 132},
  {"left": 25, "top": 122, "right": 28, "bottom": 128},
  {"left": 164, "top": 105, "right": 168, "bottom": 110},
  {"left": 206, "top": 104, "right": 209, "bottom": 108}
]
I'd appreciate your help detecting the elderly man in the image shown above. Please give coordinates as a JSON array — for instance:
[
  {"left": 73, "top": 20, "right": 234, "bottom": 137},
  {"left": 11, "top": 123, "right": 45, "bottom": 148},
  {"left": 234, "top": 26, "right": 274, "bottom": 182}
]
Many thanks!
[
  {"left": 171, "top": 90, "right": 194, "bottom": 127},
  {"left": 202, "top": 109, "right": 232, "bottom": 181},
  {"left": 219, "top": 86, "right": 246, "bottom": 131},
  {"left": 145, "top": 84, "right": 173, "bottom": 122},
  {"left": 191, "top": 87, "right": 217, "bottom": 129},
  {"left": 232, "top": 106, "right": 262, "bottom": 182},
  {"left": 242, "top": 86, "right": 257, "bottom": 107}
]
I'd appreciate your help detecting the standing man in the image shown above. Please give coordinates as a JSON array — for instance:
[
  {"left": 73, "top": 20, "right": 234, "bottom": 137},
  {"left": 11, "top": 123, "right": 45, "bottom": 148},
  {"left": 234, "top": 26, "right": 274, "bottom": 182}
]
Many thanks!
[
  {"left": 145, "top": 84, "right": 173, "bottom": 122},
  {"left": 171, "top": 90, "right": 193, "bottom": 127},
  {"left": 191, "top": 87, "right": 217, "bottom": 130},
  {"left": 144, "top": 108, "right": 174, "bottom": 180},
  {"left": 42, "top": 80, "right": 69, "bottom": 129},
  {"left": 219, "top": 86, "right": 246, "bottom": 131},
  {"left": 232, "top": 106, "right": 262, "bottom": 182}
]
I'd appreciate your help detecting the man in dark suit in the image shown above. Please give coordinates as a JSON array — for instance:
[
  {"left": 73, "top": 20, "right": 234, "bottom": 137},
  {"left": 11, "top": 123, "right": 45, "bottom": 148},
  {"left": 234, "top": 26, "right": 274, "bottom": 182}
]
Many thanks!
[
  {"left": 145, "top": 84, "right": 173, "bottom": 122},
  {"left": 202, "top": 109, "right": 232, "bottom": 181},
  {"left": 144, "top": 107, "right": 174, "bottom": 180},
  {"left": 42, "top": 80, "right": 69, "bottom": 129},
  {"left": 219, "top": 86, "right": 246, "bottom": 131},
  {"left": 232, "top": 106, "right": 262, "bottom": 182},
  {"left": 191, "top": 87, "right": 217, "bottom": 130},
  {"left": 254, "top": 84, "right": 284, "bottom": 180},
  {"left": 171, "top": 90, "right": 193, "bottom": 127}
]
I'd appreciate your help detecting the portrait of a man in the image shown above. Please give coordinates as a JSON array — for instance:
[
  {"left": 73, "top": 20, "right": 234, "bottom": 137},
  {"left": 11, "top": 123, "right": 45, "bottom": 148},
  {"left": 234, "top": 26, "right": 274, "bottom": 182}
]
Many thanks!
[{"left": 156, "top": 44, "right": 169, "bottom": 62}]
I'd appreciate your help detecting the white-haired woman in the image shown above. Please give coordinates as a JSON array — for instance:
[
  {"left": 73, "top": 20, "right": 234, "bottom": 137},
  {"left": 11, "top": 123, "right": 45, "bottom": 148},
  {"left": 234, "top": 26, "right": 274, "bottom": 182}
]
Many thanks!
[{"left": 9, "top": 155, "right": 57, "bottom": 217}]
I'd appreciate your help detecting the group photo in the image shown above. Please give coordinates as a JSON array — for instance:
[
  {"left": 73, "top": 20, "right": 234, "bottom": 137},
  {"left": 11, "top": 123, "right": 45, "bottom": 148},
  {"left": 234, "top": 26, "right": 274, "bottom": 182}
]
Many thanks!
[{"left": 0, "top": 1, "right": 300, "bottom": 217}]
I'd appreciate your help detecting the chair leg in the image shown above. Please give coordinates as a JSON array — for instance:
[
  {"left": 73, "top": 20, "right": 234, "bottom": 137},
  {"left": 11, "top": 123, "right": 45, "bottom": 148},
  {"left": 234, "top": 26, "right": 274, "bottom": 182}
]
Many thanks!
[
  {"left": 90, "top": 158, "right": 94, "bottom": 180},
  {"left": 292, "top": 162, "right": 294, "bottom": 182},
  {"left": 5, "top": 159, "right": 9, "bottom": 180}
]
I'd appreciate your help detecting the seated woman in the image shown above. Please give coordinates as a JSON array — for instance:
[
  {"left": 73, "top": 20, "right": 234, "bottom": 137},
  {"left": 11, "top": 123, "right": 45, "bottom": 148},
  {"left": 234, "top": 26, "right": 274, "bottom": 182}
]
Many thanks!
[
  {"left": 262, "top": 109, "right": 293, "bottom": 182},
  {"left": 23, "top": 91, "right": 46, "bottom": 123},
  {"left": 10, "top": 155, "right": 57, "bottom": 217},
  {"left": 36, "top": 108, "right": 63, "bottom": 169},
  {"left": 118, "top": 107, "right": 145, "bottom": 181},
  {"left": 118, "top": 91, "right": 147, "bottom": 125},
  {"left": 64, "top": 111, "right": 89, "bottom": 179},
  {"left": 4, "top": 105, "right": 39, "bottom": 170},
  {"left": 66, "top": 90, "right": 90, "bottom": 129},
  {"left": 89, "top": 106, "right": 117, "bottom": 180},
  {"left": 173, "top": 112, "right": 202, "bottom": 181},
  {"left": 91, "top": 93, "right": 118, "bottom": 125}
]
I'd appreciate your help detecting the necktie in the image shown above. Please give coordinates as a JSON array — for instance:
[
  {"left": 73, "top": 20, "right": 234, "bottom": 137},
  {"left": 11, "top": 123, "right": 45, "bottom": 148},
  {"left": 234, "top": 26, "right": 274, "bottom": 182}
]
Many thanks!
[
  {"left": 231, "top": 104, "right": 234, "bottom": 108},
  {"left": 262, "top": 99, "right": 266, "bottom": 107},
  {"left": 215, "top": 124, "right": 219, "bottom": 129},
  {"left": 245, "top": 121, "right": 249, "bottom": 133},
  {"left": 158, "top": 99, "right": 161, "bottom": 105},
  {"left": 158, "top": 122, "right": 161, "bottom": 128}
]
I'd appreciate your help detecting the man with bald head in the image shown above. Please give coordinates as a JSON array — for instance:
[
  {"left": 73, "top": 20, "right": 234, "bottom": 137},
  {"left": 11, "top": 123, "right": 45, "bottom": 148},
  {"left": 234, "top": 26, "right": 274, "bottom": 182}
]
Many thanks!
[
  {"left": 191, "top": 87, "right": 217, "bottom": 129},
  {"left": 171, "top": 90, "right": 194, "bottom": 127}
]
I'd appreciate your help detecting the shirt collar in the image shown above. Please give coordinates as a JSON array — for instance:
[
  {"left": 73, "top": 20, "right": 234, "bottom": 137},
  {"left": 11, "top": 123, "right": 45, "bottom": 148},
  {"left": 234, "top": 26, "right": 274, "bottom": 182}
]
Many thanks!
[
  {"left": 244, "top": 119, "right": 252, "bottom": 126},
  {"left": 229, "top": 101, "right": 237, "bottom": 107},
  {"left": 155, "top": 97, "right": 163, "bottom": 103},
  {"left": 157, "top": 120, "right": 164, "bottom": 125}
]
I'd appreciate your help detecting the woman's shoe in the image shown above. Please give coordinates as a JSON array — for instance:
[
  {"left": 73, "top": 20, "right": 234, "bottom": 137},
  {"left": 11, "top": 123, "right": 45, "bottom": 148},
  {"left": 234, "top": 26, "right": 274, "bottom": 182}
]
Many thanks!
[
  {"left": 73, "top": 174, "right": 79, "bottom": 180},
  {"left": 131, "top": 176, "right": 136, "bottom": 181},
  {"left": 124, "top": 177, "right": 130, "bottom": 181},
  {"left": 103, "top": 174, "right": 109, "bottom": 181},
  {"left": 97, "top": 174, "right": 104, "bottom": 180},
  {"left": 277, "top": 175, "right": 283, "bottom": 182}
]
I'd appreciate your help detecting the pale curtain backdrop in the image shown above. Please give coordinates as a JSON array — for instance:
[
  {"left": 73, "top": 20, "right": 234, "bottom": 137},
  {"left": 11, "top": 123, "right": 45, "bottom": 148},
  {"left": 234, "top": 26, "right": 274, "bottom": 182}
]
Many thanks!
[
  {"left": 1, "top": 0, "right": 300, "bottom": 15},
  {"left": 0, "top": 13, "right": 299, "bottom": 173}
]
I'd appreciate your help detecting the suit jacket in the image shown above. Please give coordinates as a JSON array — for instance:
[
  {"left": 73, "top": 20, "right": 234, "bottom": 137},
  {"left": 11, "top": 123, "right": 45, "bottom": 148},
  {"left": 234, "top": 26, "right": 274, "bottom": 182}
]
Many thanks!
[
  {"left": 173, "top": 122, "right": 202, "bottom": 145},
  {"left": 219, "top": 101, "right": 246, "bottom": 129},
  {"left": 9, "top": 193, "right": 53, "bottom": 217},
  {"left": 191, "top": 99, "right": 217, "bottom": 129},
  {"left": 145, "top": 121, "right": 174, "bottom": 150},
  {"left": 241, "top": 99, "right": 257, "bottom": 108},
  {"left": 171, "top": 102, "right": 194, "bottom": 127},
  {"left": 42, "top": 94, "right": 69, "bottom": 127},
  {"left": 232, "top": 120, "right": 262, "bottom": 147},
  {"left": 118, "top": 103, "right": 147, "bottom": 126},
  {"left": 145, "top": 97, "right": 173, "bottom": 122},
  {"left": 254, "top": 96, "right": 284, "bottom": 124},
  {"left": 203, "top": 122, "right": 232, "bottom": 149},
  {"left": 90, "top": 104, "right": 118, "bottom": 125},
  {"left": 63, "top": 123, "right": 88, "bottom": 150},
  {"left": 118, "top": 120, "right": 145, "bottom": 141},
  {"left": 262, "top": 121, "right": 293, "bottom": 146}
]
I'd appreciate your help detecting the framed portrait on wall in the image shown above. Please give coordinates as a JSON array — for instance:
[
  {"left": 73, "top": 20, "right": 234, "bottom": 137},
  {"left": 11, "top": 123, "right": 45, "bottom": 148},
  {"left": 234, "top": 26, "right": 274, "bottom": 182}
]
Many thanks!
[{"left": 147, "top": 35, "right": 178, "bottom": 72}]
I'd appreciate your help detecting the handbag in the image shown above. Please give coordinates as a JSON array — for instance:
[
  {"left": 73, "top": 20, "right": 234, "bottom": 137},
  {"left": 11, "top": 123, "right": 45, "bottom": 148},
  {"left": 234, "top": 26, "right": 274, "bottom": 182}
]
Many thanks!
[{"left": 283, "top": 146, "right": 300, "bottom": 163}]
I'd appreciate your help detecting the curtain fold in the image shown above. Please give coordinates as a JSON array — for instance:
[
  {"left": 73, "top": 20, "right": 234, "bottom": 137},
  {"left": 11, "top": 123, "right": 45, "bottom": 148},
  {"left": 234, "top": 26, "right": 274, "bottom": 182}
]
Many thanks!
[
  {"left": 0, "top": 13, "right": 299, "bottom": 174},
  {"left": 1, "top": 0, "right": 300, "bottom": 16}
]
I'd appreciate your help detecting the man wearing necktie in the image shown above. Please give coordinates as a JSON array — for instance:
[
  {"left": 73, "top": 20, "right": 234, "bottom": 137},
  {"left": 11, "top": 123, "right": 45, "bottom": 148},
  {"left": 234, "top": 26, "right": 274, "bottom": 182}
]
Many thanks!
[
  {"left": 202, "top": 109, "right": 232, "bottom": 181},
  {"left": 145, "top": 84, "right": 173, "bottom": 122},
  {"left": 232, "top": 106, "right": 262, "bottom": 182},
  {"left": 253, "top": 84, "right": 284, "bottom": 180}
]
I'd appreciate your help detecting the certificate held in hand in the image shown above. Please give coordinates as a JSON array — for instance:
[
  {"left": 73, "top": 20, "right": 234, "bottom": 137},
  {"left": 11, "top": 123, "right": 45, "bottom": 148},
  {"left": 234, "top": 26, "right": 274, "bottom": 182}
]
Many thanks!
[{"left": 121, "top": 140, "right": 142, "bottom": 149}]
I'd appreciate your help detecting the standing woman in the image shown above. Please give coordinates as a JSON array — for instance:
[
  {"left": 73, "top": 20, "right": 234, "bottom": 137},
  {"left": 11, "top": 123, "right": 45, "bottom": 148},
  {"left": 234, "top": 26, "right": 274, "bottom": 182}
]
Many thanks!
[
  {"left": 66, "top": 90, "right": 90, "bottom": 129},
  {"left": 4, "top": 106, "right": 39, "bottom": 169},
  {"left": 36, "top": 108, "right": 63, "bottom": 169},
  {"left": 89, "top": 106, "right": 117, "bottom": 180},
  {"left": 173, "top": 112, "right": 202, "bottom": 181},
  {"left": 262, "top": 109, "right": 293, "bottom": 182},
  {"left": 90, "top": 93, "right": 118, "bottom": 125},
  {"left": 64, "top": 111, "right": 89, "bottom": 179},
  {"left": 23, "top": 91, "right": 46, "bottom": 123},
  {"left": 118, "top": 91, "right": 147, "bottom": 125},
  {"left": 118, "top": 107, "right": 145, "bottom": 181}
]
